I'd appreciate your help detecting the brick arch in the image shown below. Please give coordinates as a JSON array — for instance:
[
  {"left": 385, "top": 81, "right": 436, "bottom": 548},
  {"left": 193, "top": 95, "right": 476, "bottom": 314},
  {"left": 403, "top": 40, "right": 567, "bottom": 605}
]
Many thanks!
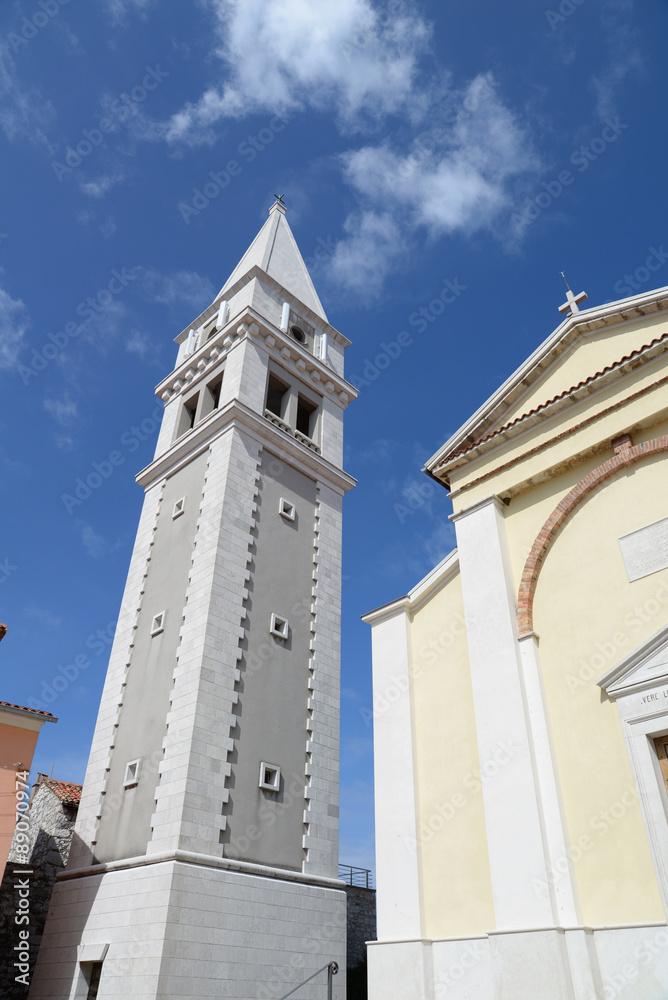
[{"left": 517, "top": 435, "right": 668, "bottom": 636}]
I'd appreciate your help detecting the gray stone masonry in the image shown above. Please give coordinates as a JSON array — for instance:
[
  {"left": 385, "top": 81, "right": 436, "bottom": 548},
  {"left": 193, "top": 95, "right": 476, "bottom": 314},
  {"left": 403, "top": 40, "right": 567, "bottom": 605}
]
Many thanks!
[
  {"left": 0, "top": 778, "right": 80, "bottom": 997},
  {"left": 343, "top": 885, "right": 377, "bottom": 969}
]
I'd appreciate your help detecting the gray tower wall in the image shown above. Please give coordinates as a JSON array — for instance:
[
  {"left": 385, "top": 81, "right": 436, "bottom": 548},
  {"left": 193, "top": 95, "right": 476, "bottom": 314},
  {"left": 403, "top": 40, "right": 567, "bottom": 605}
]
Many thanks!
[
  {"left": 94, "top": 453, "right": 208, "bottom": 863},
  {"left": 222, "top": 451, "right": 316, "bottom": 869}
]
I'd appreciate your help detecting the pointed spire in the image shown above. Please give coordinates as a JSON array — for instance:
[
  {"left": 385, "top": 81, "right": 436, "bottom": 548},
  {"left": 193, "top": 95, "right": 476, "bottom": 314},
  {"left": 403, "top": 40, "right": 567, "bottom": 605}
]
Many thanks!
[{"left": 218, "top": 199, "right": 328, "bottom": 322}]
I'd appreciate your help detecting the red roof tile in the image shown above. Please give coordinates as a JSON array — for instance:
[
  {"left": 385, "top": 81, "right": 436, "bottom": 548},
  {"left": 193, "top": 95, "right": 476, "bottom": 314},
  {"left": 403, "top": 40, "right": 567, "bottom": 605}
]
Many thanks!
[
  {"left": 41, "top": 778, "right": 82, "bottom": 805},
  {"left": 439, "top": 332, "right": 668, "bottom": 466},
  {"left": 0, "top": 701, "right": 57, "bottom": 720}
]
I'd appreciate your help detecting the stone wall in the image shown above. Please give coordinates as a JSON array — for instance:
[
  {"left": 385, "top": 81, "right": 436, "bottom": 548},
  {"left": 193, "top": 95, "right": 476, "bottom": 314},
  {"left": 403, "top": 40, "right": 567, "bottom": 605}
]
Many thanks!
[
  {"left": 345, "top": 884, "right": 376, "bottom": 1000},
  {"left": 0, "top": 782, "right": 78, "bottom": 997},
  {"left": 0, "top": 861, "right": 55, "bottom": 998}
]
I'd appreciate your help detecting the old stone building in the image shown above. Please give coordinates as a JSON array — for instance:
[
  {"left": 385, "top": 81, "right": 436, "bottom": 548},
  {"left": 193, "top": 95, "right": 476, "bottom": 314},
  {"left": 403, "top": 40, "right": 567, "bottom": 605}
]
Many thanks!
[{"left": 0, "top": 776, "right": 81, "bottom": 995}]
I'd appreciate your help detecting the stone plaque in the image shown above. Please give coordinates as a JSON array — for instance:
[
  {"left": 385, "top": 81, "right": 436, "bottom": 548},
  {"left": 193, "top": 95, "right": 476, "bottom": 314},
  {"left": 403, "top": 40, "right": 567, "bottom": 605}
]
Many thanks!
[{"left": 618, "top": 517, "right": 668, "bottom": 582}]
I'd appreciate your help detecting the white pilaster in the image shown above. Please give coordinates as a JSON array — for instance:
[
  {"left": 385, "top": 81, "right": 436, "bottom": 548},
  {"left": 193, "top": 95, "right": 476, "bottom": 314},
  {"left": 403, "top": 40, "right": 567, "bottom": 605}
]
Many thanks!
[
  {"left": 370, "top": 606, "right": 423, "bottom": 941},
  {"left": 517, "top": 633, "right": 581, "bottom": 926},
  {"left": 452, "top": 496, "right": 553, "bottom": 928}
]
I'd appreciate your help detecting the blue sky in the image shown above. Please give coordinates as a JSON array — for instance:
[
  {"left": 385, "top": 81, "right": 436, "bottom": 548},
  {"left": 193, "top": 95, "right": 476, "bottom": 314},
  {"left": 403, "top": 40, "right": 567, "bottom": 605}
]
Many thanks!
[{"left": 0, "top": 0, "right": 666, "bottom": 873}]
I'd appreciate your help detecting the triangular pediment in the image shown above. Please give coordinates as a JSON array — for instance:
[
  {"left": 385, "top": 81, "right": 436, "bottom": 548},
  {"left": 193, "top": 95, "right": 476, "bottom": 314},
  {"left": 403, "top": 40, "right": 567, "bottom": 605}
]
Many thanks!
[
  {"left": 598, "top": 624, "right": 668, "bottom": 698},
  {"left": 425, "top": 285, "right": 668, "bottom": 478}
]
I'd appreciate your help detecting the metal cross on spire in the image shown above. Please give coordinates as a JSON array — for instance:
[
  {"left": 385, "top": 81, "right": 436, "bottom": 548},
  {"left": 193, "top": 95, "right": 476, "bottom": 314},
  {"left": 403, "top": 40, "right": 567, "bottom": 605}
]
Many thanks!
[
  {"left": 558, "top": 271, "right": 588, "bottom": 316},
  {"left": 274, "top": 193, "right": 286, "bottom": 206}
]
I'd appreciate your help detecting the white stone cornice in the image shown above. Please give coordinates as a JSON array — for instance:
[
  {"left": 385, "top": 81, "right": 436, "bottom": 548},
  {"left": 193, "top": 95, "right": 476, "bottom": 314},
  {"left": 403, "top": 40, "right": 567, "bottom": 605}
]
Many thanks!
[
  {"left": 449, "top": 494, "right": 505, "bottom": 523},
  {"left": 362, "top": 549, "right": 460, "bottom": 623},
  {"left": 172, "top": 266, "right": 350, "bottom": 349},
  {"left": 157, "top": 306, "right": 357, "bottom": 408},
  {"left": 57, "top": 848, "right": 344, "bottom": 890},
  {"left": 135, "top": 398, "right": 357, "bottom": 495},
  {"left": 361, "top": 597, "right": 411, "bottom": 627},
  {"left": 597, "top": 623, "right": 668, "bottom": 698}
]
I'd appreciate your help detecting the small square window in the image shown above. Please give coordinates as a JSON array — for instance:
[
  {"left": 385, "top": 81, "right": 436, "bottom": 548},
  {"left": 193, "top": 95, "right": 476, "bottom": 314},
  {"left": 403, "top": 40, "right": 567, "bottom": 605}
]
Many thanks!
[
  {"left": 172, "top": 498, "right": 186, "bottom": 519},
  {"left": 259, "top": 762, "right": 281, "bottom": 792},
  {"left": 270, "top": 613, "right": 289, "bottom": 640},
  {"left": 151, "top": 612, "right": 166, "bottom": 636},
  {"left": 124, "top": 759, "right": 141, "bottom": 788},
  {"left": 279, "top": 498, "right": 296, "bottom": 521}
]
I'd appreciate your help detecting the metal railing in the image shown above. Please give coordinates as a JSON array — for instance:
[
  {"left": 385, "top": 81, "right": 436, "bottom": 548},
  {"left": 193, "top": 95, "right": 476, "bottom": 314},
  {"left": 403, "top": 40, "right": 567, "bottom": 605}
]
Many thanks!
[
  {"left": 277, "top": 961, "right": 338, "bottom": 1000},
  {"left": 338, "top": 864, "right": 373, "bottom": 889}
]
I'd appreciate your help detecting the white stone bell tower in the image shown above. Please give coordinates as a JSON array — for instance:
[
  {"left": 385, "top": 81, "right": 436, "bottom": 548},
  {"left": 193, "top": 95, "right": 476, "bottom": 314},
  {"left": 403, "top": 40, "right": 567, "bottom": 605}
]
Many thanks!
[{"left": 30, "top": 201, "right": 356, "bottom": 1000}]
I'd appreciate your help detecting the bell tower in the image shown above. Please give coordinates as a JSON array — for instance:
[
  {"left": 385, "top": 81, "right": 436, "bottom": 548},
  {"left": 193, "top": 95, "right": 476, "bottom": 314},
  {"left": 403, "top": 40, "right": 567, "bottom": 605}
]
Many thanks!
[{"left": 30, "top": 201, "right": 356, "bottom": 999}]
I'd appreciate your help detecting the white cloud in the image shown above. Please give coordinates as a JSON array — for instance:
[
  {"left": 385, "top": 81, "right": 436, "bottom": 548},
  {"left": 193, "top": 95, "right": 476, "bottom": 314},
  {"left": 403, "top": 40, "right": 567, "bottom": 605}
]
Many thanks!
[
  {"left": 103, "top": 0, "right": 154, "bottom": 24},
  {"left": 165, "top": 0, "right": 431, "bottom": 145},
  {"left": 0, "top": 41, "right": 55, "bottom": 145},
  {"left": 327, "top": 75, "right": 539, "bottom": 296},
  {"left": 141, "top": 269, "right": 215, "bottom": 312},
  {"left": 327, "top": 211, "right": 404, "bottom": 301},
  {"left": 43, "top": 394, "right": 78, "bottom": 425},
  {"left": 81, "top": 524, "right": 109, "bottom": 557},
  {"left": 79, "top": 172, "right": 125, "bottom": 199},
  {"left": 0, "top": 282, "right": 29, "bottom": 370},
  {"left": 156, "top": 6, "right": 536, "bottom": 298},
  {"left": 125, "top": 329, "right": 161, "bottom": 365},
  {"left": 592, "top": 0, "right": 641, "bottom": 119},
  {"left": 100, "top": 217, "right": 117, "bottom": 239},
  {"left": 23, "top": 605, "right": 63, "bottom": 629}
]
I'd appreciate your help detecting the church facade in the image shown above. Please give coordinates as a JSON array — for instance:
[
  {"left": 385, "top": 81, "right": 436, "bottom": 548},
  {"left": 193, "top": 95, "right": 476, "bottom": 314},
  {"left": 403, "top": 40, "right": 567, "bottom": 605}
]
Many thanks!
[
  {"left": 365, "top": 285, "right": 668, "bottom": 999},
  {"left": 29, "top": 202, "right": 355, "bottom": 999}
]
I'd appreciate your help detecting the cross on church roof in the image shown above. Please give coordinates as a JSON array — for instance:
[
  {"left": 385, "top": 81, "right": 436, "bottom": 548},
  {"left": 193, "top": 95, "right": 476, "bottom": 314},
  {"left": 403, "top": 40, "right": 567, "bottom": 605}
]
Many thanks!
[
  {"left": 558, "top": 271, "right": 588, "bottom": 316},
  {"left": 274, "top": 193, "right": 286, "bottom": 206}
]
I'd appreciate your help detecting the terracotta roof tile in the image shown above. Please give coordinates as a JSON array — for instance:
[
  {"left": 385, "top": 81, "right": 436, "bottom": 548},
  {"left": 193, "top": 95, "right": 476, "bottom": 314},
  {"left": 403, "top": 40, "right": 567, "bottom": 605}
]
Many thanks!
[
  {"left": 439, "top": 332, "right": 668, "bottom": 466},
  {"left": 0, "top": 701, "right": 57, "bottom": 720},
  {"left": 41, "top": 778, "right": 82, "bottom": 805}
]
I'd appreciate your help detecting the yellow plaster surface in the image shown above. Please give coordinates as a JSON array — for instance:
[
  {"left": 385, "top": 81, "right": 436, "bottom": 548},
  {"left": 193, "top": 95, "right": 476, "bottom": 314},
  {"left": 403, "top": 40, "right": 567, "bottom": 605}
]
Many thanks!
[
  {"left": 533, "top": 456, "right": 668, "bottom": 925},
  {"left": 409, "top": 572, "right": 496, "bottom": 938}
]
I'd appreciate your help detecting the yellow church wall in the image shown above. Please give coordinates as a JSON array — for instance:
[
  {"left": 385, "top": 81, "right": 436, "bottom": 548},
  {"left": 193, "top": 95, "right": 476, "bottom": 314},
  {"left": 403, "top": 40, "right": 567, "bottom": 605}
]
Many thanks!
[
  {"left": 532, "top": 454, "right": 668, "bottom": 926},
  {"left": 448, "top": 356, "right": 668, "bottom": 516},
  {"left": 498, "top": 311, "right": 668, "bottom": 427},
  {"left": 409, "top": 572, "right": 496, "bottom": 938}
]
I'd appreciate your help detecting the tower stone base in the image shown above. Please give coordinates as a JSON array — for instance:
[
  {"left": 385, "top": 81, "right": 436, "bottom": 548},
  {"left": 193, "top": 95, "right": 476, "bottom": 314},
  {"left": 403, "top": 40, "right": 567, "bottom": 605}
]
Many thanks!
[
  {"left": 29, "top": 858, "right": 346, "bottom": 999},
  {"left": 368, "top": 925, "right": 668, "bottom": 1000}
]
